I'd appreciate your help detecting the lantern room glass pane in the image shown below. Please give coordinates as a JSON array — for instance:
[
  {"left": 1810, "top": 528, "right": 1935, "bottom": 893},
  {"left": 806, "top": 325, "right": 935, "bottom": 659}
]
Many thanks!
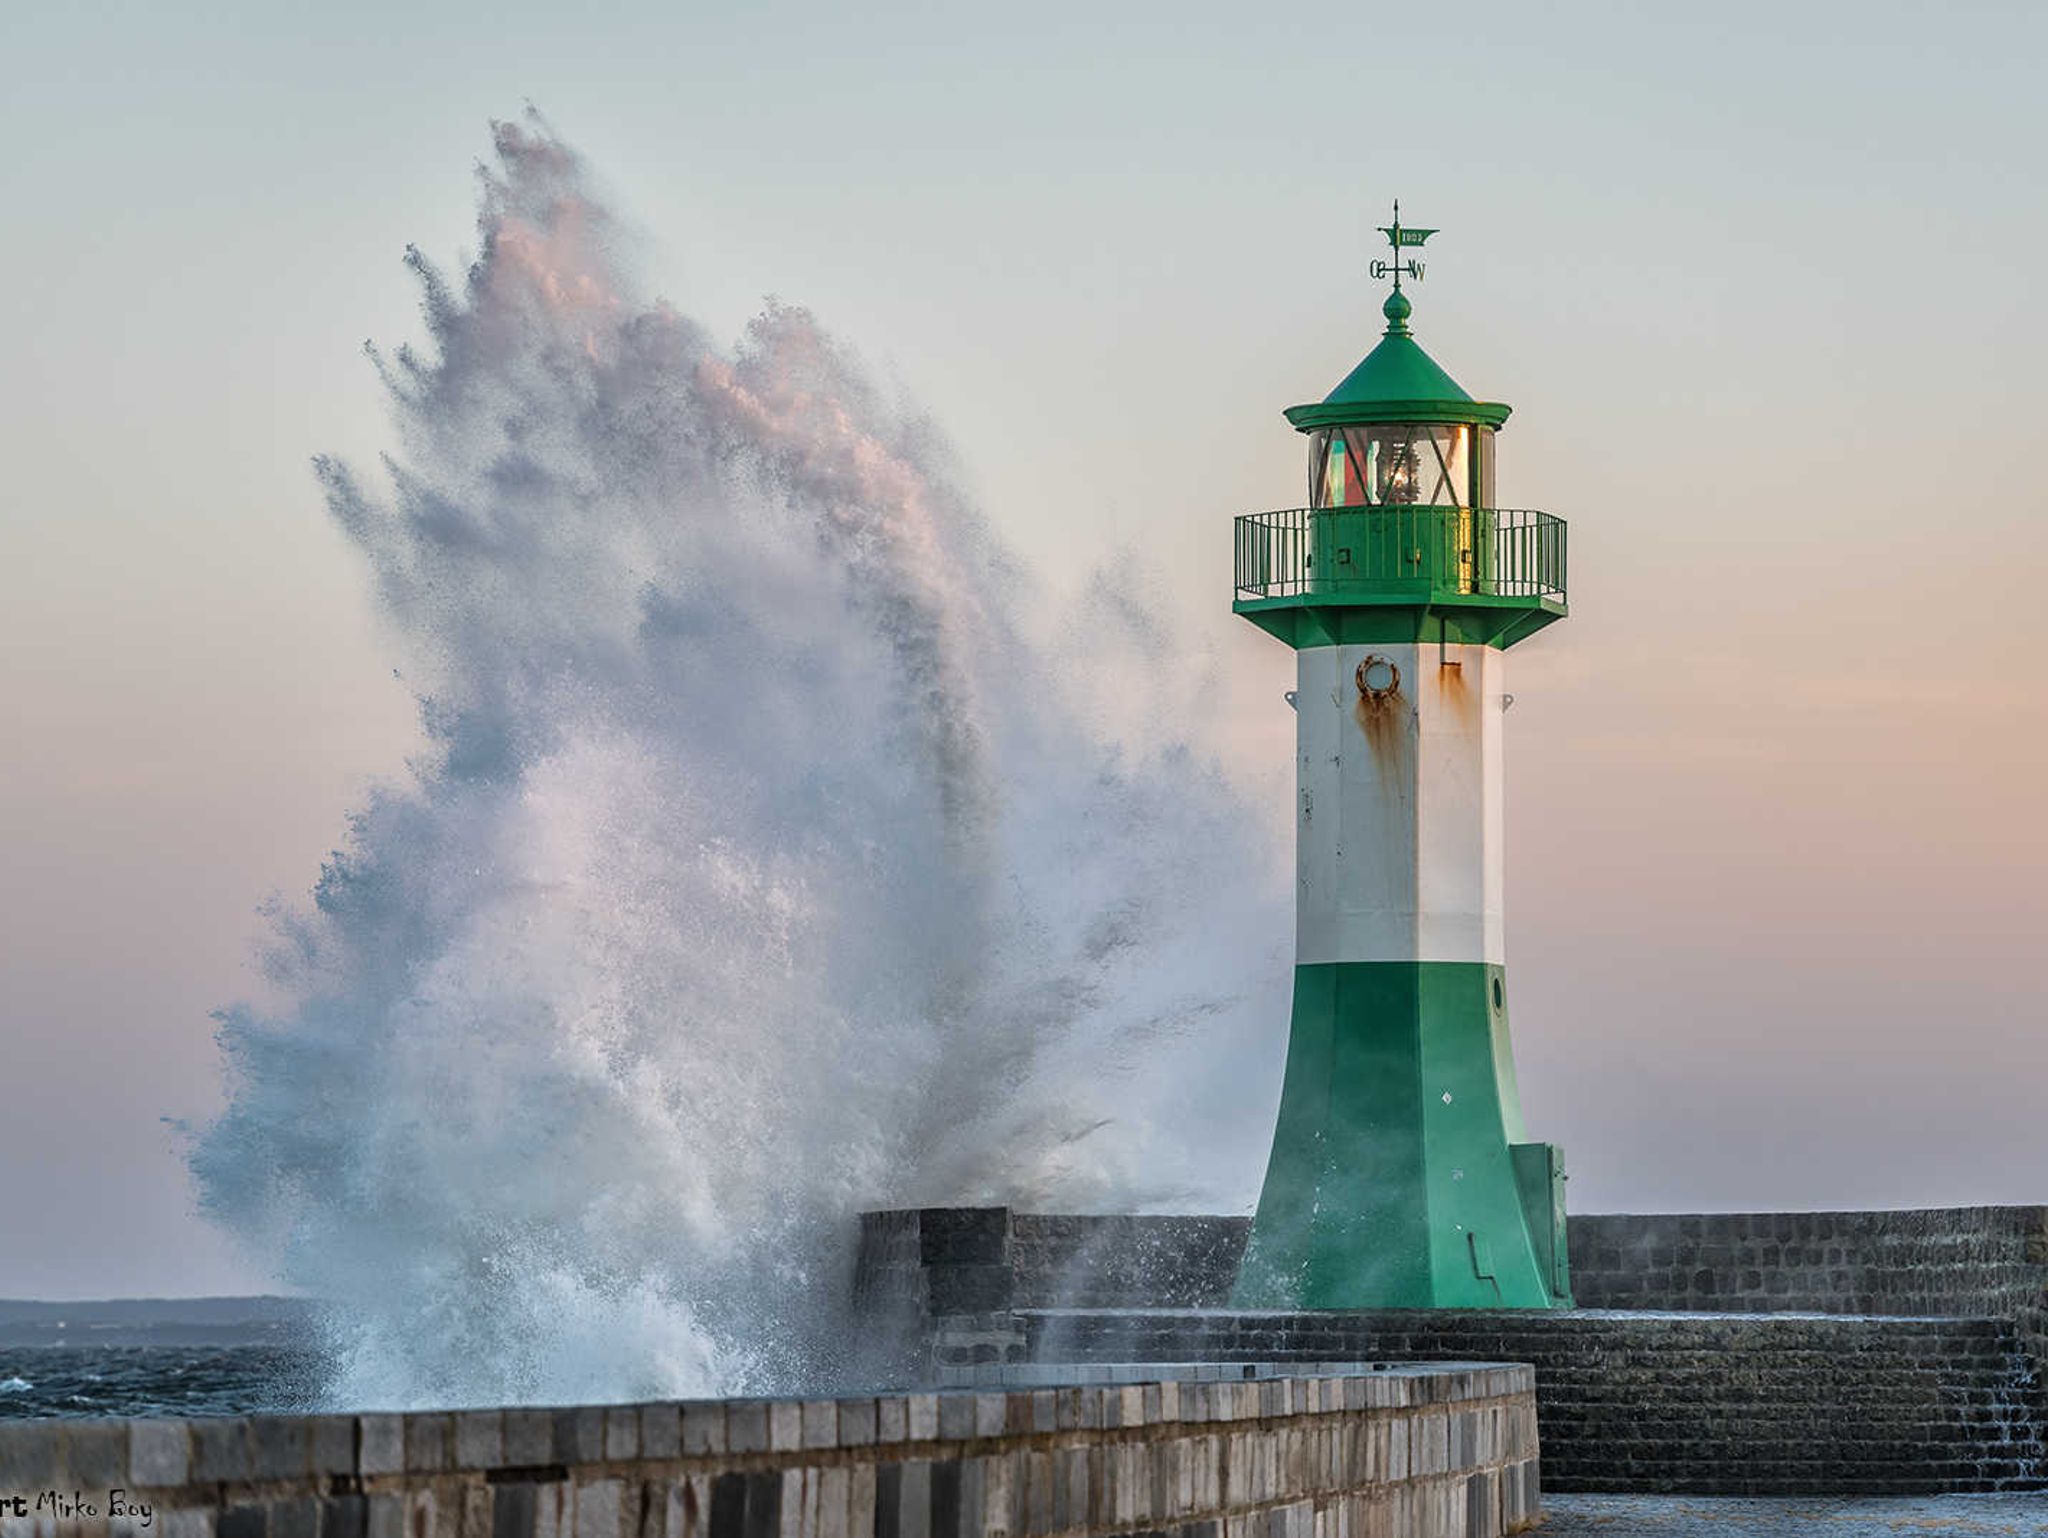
[{"left": 1308, "top": 424, "right": 1472, "bottom": 509}]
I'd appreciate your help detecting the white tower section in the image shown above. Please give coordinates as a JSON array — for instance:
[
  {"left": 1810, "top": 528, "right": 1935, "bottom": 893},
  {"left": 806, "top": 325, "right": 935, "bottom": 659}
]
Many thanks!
[{"left": 1293, "top": 641, "right": 1505, "bottom": 968}]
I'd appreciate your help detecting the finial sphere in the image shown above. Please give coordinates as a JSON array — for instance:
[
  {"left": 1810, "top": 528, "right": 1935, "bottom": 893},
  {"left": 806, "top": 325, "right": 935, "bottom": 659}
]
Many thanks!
[{"left": 1383, "top": 289, "right": 1413, "bottom": 327}]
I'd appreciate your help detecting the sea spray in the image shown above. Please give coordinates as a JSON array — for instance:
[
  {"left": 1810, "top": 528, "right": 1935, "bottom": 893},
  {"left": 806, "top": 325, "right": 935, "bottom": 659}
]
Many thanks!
[{"left": 191, "top": 111, "right": 1286, "bottom": 1410}]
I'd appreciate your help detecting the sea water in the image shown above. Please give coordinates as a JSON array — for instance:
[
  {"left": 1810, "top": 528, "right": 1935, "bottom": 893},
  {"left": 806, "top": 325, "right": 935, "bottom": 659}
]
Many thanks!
[{"left": 0, "top": 1348, "right": 318, "bottom": 1420}]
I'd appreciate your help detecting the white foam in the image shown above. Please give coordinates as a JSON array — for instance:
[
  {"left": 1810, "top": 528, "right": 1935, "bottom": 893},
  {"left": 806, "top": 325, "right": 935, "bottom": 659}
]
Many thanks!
[{"left": 187, "top": 112, "right": 1286, "bottom": 1412}]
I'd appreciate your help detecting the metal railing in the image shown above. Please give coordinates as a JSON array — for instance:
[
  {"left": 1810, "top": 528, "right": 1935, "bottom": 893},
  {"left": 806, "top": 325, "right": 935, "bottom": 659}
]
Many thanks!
[{"left": 1233, "top": 506, "right": 1566, "bottom": 605}]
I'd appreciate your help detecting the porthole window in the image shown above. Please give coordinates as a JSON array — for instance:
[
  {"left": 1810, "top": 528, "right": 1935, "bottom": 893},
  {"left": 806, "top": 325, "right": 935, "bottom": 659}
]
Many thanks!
[{"left": 1356, "top": 655, "right": 1400, "bottom": 700}]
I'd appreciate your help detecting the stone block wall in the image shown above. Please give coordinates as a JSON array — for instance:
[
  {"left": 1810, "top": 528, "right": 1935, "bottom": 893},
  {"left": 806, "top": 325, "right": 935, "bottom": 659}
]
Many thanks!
[
  {"left": 0, "top": 1370, "right": 1540, "bottom": 1538},
  {"left": 862, "top": 1206, "right": 2048, "bottom": 1335},
  {"left": 978, "top": 1311, "right": 2045, "bottom": 1496},
  {"left": 1010, "top": 1217, "right": 1251, "bottom": 1311},
  {"left": 853, "top": 1211, "right": 1251, "bottom": 1325},
  {"left": 1567, "top": 1207, "right": 2048, "bottom": 1325}
]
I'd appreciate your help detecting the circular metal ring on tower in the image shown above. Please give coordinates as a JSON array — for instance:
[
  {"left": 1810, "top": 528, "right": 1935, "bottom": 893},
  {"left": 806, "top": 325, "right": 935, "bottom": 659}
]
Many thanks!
[{"left": 1356, "top": 655, "right": 1400, "bottom": 702}]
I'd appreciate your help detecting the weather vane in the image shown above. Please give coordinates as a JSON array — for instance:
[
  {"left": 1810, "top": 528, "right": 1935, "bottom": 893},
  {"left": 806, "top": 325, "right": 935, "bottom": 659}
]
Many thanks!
[{"left": 1369, "top": 199, "right": 1437, "bottom": 291}]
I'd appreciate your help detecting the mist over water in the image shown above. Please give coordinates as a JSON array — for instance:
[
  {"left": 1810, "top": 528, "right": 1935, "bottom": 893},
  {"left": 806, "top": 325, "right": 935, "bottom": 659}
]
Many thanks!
[{"left": 190, "top": 114, "right": 1286, "bottom": 1410}]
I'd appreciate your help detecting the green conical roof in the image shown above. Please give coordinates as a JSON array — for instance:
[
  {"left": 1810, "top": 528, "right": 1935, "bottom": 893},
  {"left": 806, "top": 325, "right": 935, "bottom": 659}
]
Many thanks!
[{"left": 1284, "top": 289, "right": 1511, "bottom": 432}]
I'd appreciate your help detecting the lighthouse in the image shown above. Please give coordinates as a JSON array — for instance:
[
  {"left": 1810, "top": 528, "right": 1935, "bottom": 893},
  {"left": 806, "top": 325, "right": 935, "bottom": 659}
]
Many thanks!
[{"left": 1231, "top": 208, "right": 1572, "bottom": 1310}]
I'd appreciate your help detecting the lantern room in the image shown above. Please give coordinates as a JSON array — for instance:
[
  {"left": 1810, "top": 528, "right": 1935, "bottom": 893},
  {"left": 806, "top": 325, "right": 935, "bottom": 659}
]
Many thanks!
[
  {"left": 1232, "top": 257, "right": 1562, "bottom": 651},
  {"left": 1307, "top": 421, "right": 1492, "bottom": 510}
]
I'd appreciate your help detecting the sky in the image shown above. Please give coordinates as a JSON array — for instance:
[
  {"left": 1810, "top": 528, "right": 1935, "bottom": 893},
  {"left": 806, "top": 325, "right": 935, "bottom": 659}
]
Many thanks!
[{"left": 1, "top": 0, "right": 2044, "bottom": 1299}]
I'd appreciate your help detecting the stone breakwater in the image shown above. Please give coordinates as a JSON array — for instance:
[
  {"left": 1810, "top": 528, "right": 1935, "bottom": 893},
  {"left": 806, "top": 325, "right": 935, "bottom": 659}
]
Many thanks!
[
  {"left": 856, "top": 1207, "right": 2048, "bottom": 1328},
  {"left": 955, "top": 1312, "right": 2043, "bottom": 1496},
  {"left": 0, "top": 1367, "right": 1540, "bottom": 1538},
  {"left": 856, "top": 1207, "right": 2048, "bottom": 1495}
]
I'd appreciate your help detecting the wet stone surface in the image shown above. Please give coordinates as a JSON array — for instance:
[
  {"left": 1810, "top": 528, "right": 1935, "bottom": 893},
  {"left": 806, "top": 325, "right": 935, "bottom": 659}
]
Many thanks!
[{"left": 1543, "top": 1493, "right": 2048, "bottom": 1534}]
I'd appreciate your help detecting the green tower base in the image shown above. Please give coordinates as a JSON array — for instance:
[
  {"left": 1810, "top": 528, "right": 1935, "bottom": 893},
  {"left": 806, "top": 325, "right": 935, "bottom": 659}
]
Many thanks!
[{"left": 1232, "top": 961, "right": 1572, "bottom": 1310}]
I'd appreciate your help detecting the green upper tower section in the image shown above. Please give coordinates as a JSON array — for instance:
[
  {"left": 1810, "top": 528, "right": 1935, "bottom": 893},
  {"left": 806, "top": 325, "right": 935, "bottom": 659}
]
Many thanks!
[
  {"left": 1283, "top": 288, "right": 1513, "bottom": 432},
  {"left": 1231, "top": 206, "right": 1566, "bottom": 652}
]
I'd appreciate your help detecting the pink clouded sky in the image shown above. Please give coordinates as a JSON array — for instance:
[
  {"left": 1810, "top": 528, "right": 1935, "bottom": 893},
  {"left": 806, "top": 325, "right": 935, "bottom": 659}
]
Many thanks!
[{"left": 1, "top": 0, "right": 2043, "bottom": 1297}]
